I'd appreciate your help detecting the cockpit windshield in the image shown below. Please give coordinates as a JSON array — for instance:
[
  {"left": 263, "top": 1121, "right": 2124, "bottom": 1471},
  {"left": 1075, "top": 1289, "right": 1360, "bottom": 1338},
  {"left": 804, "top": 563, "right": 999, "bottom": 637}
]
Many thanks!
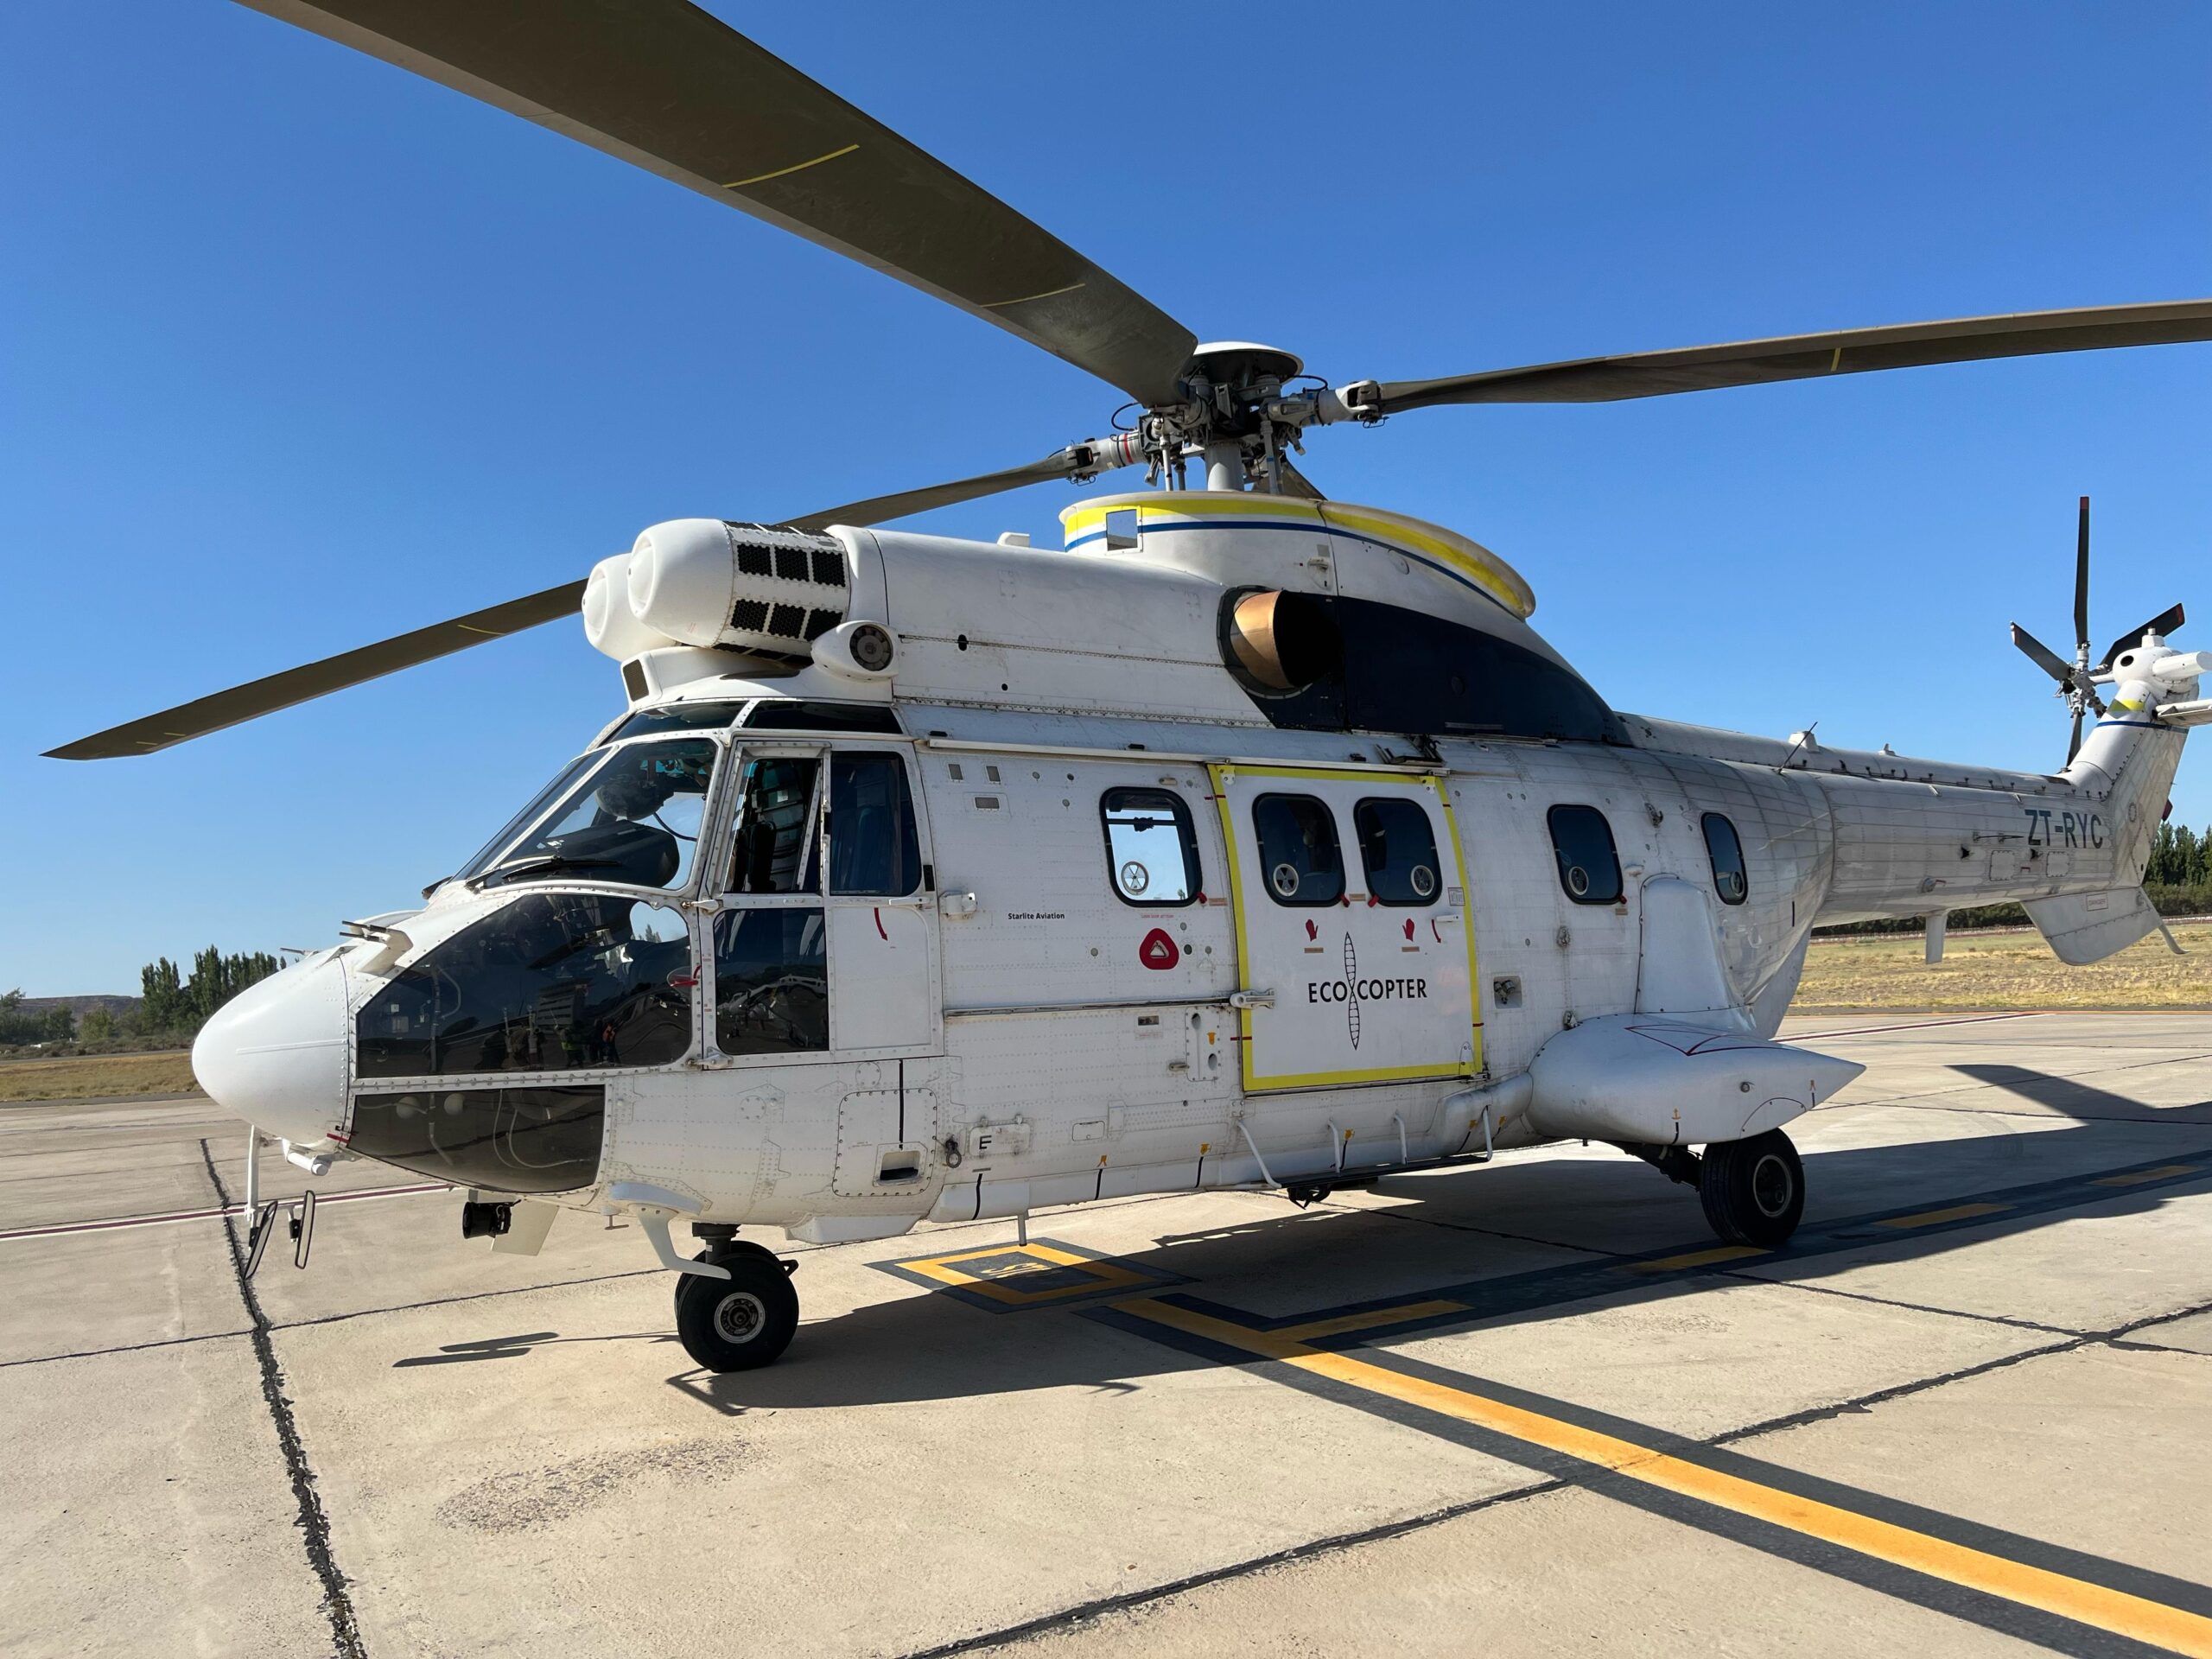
[{"left": 461, "top": 737, "right": 721, "bottom": 893}]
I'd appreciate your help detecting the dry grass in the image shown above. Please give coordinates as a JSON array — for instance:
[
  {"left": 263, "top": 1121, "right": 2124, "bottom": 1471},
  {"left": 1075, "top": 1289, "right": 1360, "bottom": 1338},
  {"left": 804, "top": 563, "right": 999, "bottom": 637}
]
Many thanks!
[
  {"left": 0, "top": 1051, "right": 199, "bottom": 1103},
  {"left": 1796, "top": 918, "right": 2212, "bottom": 1012}
]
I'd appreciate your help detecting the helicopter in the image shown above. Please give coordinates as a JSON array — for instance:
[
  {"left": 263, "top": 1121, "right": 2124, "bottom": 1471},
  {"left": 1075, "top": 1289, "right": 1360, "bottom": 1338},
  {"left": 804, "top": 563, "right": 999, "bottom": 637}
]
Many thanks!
[{"left": 45, "top": 1, "right": 2212, "bottom": 1375}]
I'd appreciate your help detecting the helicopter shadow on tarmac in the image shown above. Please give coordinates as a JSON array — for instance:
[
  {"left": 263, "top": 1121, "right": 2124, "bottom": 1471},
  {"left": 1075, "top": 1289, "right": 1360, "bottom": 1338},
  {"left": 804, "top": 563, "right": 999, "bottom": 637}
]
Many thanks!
[{"left": 632, "top": 1065, "right": 2212, "bottom": 1414}]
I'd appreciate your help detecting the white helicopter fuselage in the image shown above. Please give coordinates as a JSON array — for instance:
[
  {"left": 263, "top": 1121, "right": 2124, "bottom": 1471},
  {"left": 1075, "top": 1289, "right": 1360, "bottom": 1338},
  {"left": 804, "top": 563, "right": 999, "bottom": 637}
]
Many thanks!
[{"left": 194, "top": 492, "right": 2198, "bottom": 1256}]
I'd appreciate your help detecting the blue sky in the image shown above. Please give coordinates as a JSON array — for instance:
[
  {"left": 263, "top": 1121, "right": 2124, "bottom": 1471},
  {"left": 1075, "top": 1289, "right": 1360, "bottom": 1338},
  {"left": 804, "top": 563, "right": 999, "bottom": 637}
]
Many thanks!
[{"left": 4, "top": 2, "right": 2209, "bottom": 995}]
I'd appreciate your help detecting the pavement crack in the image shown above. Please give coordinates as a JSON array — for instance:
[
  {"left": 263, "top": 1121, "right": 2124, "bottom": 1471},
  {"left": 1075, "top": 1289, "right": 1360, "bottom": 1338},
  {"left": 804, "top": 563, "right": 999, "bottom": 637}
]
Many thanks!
[
  {"left": 1318, "top": 1199, "right": 1624, "bottom": 1259},
  {"left": 0, "top": 1328, "right": 255, "bottom": 1370},
  {"left": 199, "top": 1138, "right": 367, "bottom": 1659},
  {"left": 1716, "top": 1269, "right": 2089, "bottom": 1338},
  {"left": 1713, "top": 1292, "right": 2212, "bottom": 1448},
  {"left": 893, "top": 1473, "right": 1568, "bottom": 1658}
]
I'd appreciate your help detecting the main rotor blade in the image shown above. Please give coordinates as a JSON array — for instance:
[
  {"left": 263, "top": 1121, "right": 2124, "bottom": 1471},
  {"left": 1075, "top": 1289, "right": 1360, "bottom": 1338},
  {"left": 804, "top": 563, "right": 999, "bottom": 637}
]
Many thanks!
[
  {"left": 44, "top": 580, "right": 588, "bottom": 760},
  {"left": 2099, "top": 602, "right": 2187, "bottom": 675},
  {"left": 2074, "top": 496, "right": 2092, "bottom": 658},
  {"left": 47, "top": 436, "right": 1147, "bottom": 760},
  {"left": 1357, "top": 300, "right": 2212, "bottom": 413},
  {"left": 789, "top": 440, "right": 1135, "bottom": 532},
  {"left": 2011, "top": 622, "right": 2075, "bottom": 688},
  {"left": 2068, "top": 705, "right": 2085, "bottom": 765},
  {"left": 241, "top": 1, "right": 1195, "bottom": 404}
]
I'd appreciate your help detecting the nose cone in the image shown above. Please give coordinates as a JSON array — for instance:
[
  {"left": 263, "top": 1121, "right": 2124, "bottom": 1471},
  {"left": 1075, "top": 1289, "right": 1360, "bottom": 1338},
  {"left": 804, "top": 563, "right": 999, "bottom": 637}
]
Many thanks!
[{"left": 193, "top": 952, "right": 349, "bottom": 1145}]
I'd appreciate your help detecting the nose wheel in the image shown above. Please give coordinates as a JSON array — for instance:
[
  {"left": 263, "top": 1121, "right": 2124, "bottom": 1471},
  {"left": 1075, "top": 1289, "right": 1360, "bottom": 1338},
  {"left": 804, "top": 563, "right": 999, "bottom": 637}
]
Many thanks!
[{"left": 674, "top": 1244, "right": 799, "bottom": 1372}]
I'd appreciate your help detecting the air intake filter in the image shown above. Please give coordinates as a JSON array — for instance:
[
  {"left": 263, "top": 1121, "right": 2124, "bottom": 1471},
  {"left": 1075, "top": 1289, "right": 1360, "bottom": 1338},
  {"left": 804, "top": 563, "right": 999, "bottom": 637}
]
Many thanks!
[{"left": 623, "top": 519, "right": 850, "bottom": 656}]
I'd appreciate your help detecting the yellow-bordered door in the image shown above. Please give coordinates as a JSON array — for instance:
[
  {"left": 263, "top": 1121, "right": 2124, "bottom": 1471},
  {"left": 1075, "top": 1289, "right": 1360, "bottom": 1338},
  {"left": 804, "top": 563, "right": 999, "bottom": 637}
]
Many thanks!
[{"left": 1209, "top": 765, "right": 1480, "bottom": 1090}]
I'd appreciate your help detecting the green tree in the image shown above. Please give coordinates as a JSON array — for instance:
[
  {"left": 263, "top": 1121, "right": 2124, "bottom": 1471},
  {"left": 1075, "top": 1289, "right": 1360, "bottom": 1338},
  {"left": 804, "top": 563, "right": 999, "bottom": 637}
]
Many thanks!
[
  {"left": 79, "top": 1008, "right": 115, "bottom": 1044},
  {"left": 140, "top": 957, "right": 184, "bottom": 1033}
]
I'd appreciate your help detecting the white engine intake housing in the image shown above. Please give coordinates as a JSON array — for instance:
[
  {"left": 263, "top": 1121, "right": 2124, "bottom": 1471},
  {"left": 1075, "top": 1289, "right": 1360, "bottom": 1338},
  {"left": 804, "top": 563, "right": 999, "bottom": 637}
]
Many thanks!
[{"left": 592, "top": 518, "right": 853, "bottom": 661}]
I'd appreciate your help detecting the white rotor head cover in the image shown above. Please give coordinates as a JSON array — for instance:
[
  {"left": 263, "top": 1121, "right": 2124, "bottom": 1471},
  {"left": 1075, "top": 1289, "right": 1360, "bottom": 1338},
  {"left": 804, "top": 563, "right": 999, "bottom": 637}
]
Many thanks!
[
  {"left": 625, "top": 518, "right": 854, "bottom": 656},
  {"left": 582, "top": 552, "right": 680, "bottom": 661}
]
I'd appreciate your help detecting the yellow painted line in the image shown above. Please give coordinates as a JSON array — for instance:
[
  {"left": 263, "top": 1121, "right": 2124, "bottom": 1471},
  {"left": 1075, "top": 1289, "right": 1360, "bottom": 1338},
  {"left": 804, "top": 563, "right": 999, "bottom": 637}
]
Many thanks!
[
  {"left": 723, "top": 143, "right": 859, "bottom": 189},
  {"left": 1274, "top": 1299, "right": 1470, "bottom": 1344},
  {"left": 1116, "top": 1297, "right": 2212, "bottom": 1657},
  {"left": 985, "top": 280, "right": 1085, "bottom": 309},
  {"left": 899, "top": 1243, "right": 1148, "bottom": 1305},
  {"left": 2093, "top": 1164, "right": 2200, "bottom": 1187},
  {"left": 1874, "top": 1202, "right": 2012, "bottom": 1230},
  {"left": 1622, "top": 1244, "right": 1769, "bottom": 1273}
]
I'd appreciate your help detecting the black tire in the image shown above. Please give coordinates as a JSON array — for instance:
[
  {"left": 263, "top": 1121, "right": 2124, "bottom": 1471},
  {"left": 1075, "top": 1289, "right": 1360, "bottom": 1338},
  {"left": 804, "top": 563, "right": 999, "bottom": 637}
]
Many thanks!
[
  {"left": 677, "top": 1241, "right": 783, "bottom": 1312},
  {"left": 1699, "top": 1129, "right": 1804, "bottom": 1248},
  {"left": 674, "top": 1254, "right": 799, "bottom": 1372}
]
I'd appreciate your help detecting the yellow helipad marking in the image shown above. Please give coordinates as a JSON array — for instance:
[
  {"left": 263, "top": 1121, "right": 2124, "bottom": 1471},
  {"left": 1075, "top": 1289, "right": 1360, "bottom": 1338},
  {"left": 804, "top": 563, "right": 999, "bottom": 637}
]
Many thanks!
[
  {"left": 1874, "top": 1201, "right": 2012, "bottom": 1230},
  {"left": 899, "top": 1241, "right": 1150, "bottom": 1306},
  {"left": 1621, "top": 1244, "right": 1769, "bottom": 1273},
  {"left": 2094, "top": 1164, "right": 2201, "bottom": 1187},
  {"left": 1115, "top": 1297, "right": 2212, "bottom": 1657},
  {"left": 1274, "top": 1299, "right": 1469, "bottom": 1344}
]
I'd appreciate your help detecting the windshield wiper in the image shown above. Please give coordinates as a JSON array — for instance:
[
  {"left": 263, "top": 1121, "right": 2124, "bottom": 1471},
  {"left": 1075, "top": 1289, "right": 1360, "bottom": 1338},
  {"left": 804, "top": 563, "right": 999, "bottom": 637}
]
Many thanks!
[{"left": 467, "top": 855, "right": 628, "bottom": 891}]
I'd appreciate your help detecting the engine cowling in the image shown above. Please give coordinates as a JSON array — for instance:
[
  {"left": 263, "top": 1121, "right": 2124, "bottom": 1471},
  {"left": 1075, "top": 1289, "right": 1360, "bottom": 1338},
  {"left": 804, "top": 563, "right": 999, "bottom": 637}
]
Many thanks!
[{"left": 585, "top": 518, "right": 853, "bottom": 662}]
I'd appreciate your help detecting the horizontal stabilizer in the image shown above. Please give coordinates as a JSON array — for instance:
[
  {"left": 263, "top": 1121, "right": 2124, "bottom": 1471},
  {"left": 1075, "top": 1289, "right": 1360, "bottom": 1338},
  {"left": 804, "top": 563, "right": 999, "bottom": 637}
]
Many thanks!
[
  {"left": 2024, "top": 887, "right": 2161, "bottom": 965},
  {"left": 1528, "top": 1014, "right": 1864, "bottom": 1147}
]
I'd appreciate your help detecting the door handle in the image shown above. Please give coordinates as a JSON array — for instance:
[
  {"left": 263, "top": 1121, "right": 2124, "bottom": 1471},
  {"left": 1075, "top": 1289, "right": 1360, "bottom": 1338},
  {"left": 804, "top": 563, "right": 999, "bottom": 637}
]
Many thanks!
[{"left": 1229, "top": 988, "right": 1276, "bottom": 1009}]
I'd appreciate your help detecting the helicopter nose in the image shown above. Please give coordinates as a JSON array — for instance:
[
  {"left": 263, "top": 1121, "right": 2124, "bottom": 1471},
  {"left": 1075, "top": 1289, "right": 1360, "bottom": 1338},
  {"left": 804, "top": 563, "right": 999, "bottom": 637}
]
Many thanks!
[{"left": 192, "top": 951, "right": 350, "bottom": 1147}]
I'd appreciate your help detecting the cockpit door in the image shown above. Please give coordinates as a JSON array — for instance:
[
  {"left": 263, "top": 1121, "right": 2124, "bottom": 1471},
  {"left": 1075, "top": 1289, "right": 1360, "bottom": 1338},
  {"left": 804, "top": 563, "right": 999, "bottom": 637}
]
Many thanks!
[
  {"left": 819, "top": 747, "right": 939, "bottom": 1055},
  {"left": 704, "top": 743, "right": 939, "bottom": 1065},
  {"left": 1209, "top": 765, "right": 1480, "bottom": 1091}
]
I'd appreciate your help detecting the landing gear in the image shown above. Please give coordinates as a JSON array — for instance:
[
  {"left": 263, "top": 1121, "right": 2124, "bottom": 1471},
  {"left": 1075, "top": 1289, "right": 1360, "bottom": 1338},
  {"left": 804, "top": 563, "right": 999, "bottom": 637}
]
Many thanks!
[
  {"left": 673, "top": 1244, "right": 799, "bottom": 1372},
  {"left": 1698, "top": 1129, "right": 1803, "bottom": 1248}
]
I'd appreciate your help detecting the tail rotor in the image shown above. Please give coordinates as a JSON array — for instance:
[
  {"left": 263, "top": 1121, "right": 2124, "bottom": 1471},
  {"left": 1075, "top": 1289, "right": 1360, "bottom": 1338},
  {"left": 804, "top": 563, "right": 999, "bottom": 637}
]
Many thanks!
[{"left": 2011, "top": 496, "right": 2189, "bottom": 764}]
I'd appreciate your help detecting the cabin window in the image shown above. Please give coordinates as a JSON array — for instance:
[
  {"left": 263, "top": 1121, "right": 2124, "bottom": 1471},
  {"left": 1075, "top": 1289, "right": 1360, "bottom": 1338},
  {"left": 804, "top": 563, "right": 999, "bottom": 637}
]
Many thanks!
[
  {"left": 1355, "top": 798, "right": 1442, "bottom": 906},
  {"left": 600, "top": 700, "right": 747, "bottom": 743},
  {"left": 1548, "top": 804, "right": 1623, "bottom": 905},
  {"left": 1252, "top": 793, "right": 1344, "bottom": 906},
  {"left": 1100, "top": 788, "right": 1201, "bottom": 906},
  {"left": 728, "top": 756, "right": 822, "bottom": 893},
  {"left": 1103, "top": 508, "right": 1140, "bottom": 551},
  {"left": 1702, "top": 811, "right": 1749, "bottom": 906},
  {"left": 712, "top": 909, "right": 828, "bottom": 1055},
  {"left": 740, "top": 700, "right": 902, "bottom": 734},
  {"left": 828, "top": 753, "right": 922, "bottom": 896}
]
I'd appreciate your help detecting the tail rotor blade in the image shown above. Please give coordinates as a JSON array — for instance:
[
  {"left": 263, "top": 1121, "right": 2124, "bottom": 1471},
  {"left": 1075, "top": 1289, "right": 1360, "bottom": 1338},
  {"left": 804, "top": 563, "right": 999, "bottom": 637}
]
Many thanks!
[
  {"left": 2012, "top": 622, "right": 2075, "bottom": 687},
  {"left": 2098, "top": 602, "right": 2186, "bottom": 674},
  {"left": 2073, "top": 495, "right": 2092, "bottom": 658}
]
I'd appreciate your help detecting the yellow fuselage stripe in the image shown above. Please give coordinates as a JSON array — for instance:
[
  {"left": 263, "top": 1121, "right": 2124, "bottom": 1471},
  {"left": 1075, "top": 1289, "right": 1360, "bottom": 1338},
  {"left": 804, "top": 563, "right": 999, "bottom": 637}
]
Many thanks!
[{"left": 1117, "top": 1298, "right": 2212, "bottom": 1657}]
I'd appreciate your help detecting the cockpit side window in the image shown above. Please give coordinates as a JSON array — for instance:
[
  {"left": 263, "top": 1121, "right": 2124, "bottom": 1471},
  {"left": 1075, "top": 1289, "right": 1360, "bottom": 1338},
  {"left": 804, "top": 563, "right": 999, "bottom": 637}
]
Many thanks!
[
  {"left": 474, "top": 738, "right": 718, "bottom": 893},
  {"left": 827, "top": 753, "right": 922, "bottom": 896},
  {"left": 728, "top": 756, "right": 823, "bottom": 894},
  {"left": 454, "top": 753, "right": 596, "bottom": 884}
]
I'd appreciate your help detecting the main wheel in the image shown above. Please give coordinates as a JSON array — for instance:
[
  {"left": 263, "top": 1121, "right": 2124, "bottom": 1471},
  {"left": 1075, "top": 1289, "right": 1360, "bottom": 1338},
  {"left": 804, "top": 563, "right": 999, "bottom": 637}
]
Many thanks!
[
  {"left": 674, "top": 1254, "right": 799, "bottom": 1372},
  {"left": 677, "top": 1241, "right": 784, "bottom": 1313},
  {"left": 1699, "top": 1129, "right": 1804, "bottom": 1248}
]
